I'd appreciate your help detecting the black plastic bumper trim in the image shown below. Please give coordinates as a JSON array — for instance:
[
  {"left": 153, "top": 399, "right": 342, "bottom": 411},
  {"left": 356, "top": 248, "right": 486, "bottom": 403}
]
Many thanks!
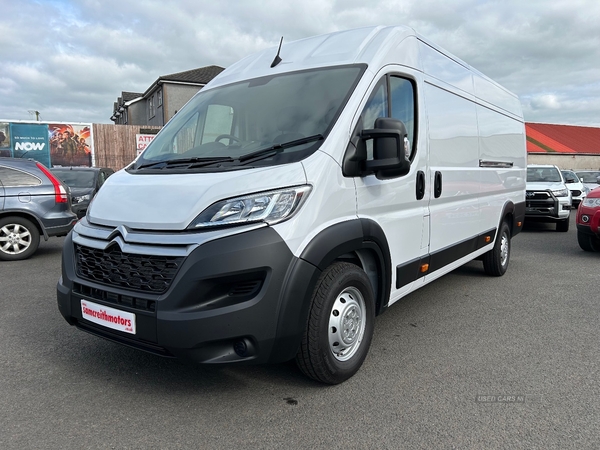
[{"left": 396, "top": 228, "right": 496, "bottom": 289}]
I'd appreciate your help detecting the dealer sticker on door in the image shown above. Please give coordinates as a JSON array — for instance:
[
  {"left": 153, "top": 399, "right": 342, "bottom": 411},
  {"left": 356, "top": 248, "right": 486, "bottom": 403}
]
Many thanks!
[{"left": 81, "top": 300, "right": 136, "bottom": 334}]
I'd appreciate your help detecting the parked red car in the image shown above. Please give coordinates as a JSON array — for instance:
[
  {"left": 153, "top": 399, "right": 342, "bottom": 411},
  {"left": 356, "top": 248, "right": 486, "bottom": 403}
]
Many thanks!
[{"left": 576, "top": 187, "right": 600, "bottom": 251}]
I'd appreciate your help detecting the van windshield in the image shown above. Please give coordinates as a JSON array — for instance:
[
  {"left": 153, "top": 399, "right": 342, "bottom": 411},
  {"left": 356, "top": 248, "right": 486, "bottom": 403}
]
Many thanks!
[{"left": 133, "top": 65, "right": 365, "bottom": 171}]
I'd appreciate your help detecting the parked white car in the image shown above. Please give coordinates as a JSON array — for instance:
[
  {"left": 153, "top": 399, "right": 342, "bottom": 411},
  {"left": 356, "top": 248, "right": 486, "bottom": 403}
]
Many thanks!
[
  {"left": 575, "top": 170, "right": 600, "bottom": 194},
  {"left": 561, "top": 169, "right": 587, "bottom": 208},
  {"left": 526, "top": 164, "right": 571, "bottom": 231}
]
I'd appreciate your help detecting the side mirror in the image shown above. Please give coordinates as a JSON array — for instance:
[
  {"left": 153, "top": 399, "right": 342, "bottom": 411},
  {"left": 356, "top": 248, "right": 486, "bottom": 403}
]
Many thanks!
[{"left": 362, "top": 117, "right": 411, "bottom": 179}]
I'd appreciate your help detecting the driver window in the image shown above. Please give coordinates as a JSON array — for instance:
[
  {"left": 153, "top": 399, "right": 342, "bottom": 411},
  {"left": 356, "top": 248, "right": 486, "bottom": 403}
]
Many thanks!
[
  {"left": 359, "top": 75, "right": 416, "bottom": 161},
  {"left": 360, "top": 79, "right": 387, "bottom": 159},
  {"left": 390, "top": 77, "right": 415, "bottom": 159}
]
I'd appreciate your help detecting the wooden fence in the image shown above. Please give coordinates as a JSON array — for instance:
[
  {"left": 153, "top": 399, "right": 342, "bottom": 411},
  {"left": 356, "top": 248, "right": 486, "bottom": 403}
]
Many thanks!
[{"left": 92, "top": 124, "right": 161, "bottom": 171}]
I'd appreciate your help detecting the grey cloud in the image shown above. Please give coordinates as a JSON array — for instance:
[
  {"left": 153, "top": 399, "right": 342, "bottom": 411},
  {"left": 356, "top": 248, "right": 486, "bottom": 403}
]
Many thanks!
[{"left": 1, "top": 0, "right": 599, "bottom": 125}]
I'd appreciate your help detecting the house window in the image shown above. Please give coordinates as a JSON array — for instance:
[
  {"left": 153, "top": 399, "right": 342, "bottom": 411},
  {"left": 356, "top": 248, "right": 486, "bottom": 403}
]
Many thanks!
[
  {"left": 157, "top": 89, "right": 163, "bottom": 107},
  {"left": 149, "top": 97, "right": 155, "bottom": 118}
]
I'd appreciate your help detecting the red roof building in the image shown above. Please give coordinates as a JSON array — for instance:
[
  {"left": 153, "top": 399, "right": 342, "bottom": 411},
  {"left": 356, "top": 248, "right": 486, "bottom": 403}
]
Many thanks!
[{"left": 526, "top": 123, "right": 600, "bottom": 155}]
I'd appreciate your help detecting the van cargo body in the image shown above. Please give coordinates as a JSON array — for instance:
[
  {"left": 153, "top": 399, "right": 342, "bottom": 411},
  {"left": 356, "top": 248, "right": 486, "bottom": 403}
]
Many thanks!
[{"left": 57, "top": 26, "right": 526, "bottom": 384}]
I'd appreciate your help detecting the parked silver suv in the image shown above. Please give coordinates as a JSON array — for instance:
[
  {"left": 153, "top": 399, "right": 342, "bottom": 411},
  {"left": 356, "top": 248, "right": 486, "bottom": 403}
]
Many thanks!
[{"left": 0, "top": 158, "right": 77, "bottom": 260}]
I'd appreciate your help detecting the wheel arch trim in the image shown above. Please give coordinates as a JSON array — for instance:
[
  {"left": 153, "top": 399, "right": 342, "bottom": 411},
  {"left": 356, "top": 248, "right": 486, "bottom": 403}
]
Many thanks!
[{"left": 0, "top": 210, "right": 47, "bottom": 239}]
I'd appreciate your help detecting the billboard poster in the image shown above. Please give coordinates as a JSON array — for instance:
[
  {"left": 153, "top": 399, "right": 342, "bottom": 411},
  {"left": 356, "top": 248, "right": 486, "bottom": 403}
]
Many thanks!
[
  {"left": 9, "top": 123, "right": 51, "bottom": 167},
  {"left": 48, "top": 123, "right": 93, "bottom": 167},
  {"left": 136, "top": 133, "right": 156, "bottom": 156},
  {"left": 0, "top": 122, "right": 10, "bottom": 157}
]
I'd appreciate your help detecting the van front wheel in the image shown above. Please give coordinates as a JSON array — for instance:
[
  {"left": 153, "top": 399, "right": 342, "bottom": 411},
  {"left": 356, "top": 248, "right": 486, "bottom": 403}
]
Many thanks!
[
  {"left": 482, "top": 221, "right": 511, "bottom": 276},
  {"left": 296, "top": 262, "right": 375, "bottom": 384}
]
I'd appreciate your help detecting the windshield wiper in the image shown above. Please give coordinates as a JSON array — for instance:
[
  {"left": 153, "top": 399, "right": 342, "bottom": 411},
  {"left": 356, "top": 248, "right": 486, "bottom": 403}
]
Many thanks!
[
  {"left": 136, "top": 156, "right": 234, "bottom": 170},
  {"left": 238, "top": 134, "right": 324, "bottom": 163}
]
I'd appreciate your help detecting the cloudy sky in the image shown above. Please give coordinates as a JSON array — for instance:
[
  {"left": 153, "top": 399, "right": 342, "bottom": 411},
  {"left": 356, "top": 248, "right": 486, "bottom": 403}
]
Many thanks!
[{"left": 1, "top": 0, "right": 599, "bottom": 126}]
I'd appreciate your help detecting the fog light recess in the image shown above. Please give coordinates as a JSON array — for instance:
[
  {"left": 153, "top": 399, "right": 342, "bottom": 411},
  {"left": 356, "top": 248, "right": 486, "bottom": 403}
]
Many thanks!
[{"left": 233, "top": 338, "right": 255, "bottom": 358}]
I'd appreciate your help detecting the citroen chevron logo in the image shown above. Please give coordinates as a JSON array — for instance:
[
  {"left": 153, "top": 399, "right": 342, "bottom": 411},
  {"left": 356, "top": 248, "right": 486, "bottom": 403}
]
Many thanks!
[{"left": 107, "top": 225, "right": 130, "bottom": 242}]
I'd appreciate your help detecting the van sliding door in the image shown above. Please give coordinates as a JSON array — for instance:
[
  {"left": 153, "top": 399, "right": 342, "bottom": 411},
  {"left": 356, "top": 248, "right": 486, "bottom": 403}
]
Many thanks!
[{"left": 423, "top": 81, "right": 481, "bottom": 273}]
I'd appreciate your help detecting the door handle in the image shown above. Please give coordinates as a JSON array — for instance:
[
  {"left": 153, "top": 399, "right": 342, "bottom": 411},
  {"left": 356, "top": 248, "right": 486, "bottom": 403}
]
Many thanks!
[
  {"left": 434, "top": 171, "right": 442, "bottom": 198},
  {"left": 416, "top": 171, "right": 425, "bottom": 200}
]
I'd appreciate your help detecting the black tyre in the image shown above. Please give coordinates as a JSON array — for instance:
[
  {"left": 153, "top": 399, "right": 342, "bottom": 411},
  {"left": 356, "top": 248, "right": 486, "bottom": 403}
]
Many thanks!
[
  {"left": 482, "top": 221, "right": 511, "bottom": 276},
  {"left": 0, "top": 216, "right": 40, "bottom": 261},
  {"left": 556, "top": 218, "right": 570, "bottom": 232},
  {"left": 296, "top": 262, "right": 375, "bottom": 384},
  {"left": 577, "top": 230, "right": 600, "bottom": 252}
]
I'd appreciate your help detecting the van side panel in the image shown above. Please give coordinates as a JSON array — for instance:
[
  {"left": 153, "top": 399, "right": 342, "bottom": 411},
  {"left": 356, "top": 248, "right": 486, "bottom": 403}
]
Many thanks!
[
  {"left": 473, "top": 74, "right": 523, "bottom": 118},
  {"left": 476, "top": 105, "right": 527, "bottom": 232},
  {"left": 273, "top": 151, "right": 358, "bottom": 256},
  {"left": 419, "top": 43, "right": 474, "bottom": 95},
  {"left": 424, "top": 80, "right": 482, "bottom": 253}
]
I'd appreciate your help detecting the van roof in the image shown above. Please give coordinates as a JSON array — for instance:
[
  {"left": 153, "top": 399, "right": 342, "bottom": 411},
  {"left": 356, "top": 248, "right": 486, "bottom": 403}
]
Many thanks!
[
  {"left": 206, "top": 25, "right": 522, "bottom": 119},
  {"left": 210, "top": 26, "right": 417, "bottom": 87}
]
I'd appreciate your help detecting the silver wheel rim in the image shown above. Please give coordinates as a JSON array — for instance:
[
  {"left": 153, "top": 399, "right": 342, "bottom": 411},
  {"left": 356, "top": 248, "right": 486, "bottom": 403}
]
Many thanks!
[
  {"left": 0, "top": 223, "right": 32, "bottom": 255},
  {"left": 500, "top": 232, "right": 509, "bottom": 267},
  {"left": 328, "top": 286, "right": 366, "bottom": 361}
]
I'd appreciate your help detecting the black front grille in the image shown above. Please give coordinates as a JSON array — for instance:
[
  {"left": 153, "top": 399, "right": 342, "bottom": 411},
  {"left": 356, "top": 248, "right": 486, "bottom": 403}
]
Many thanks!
[
  {"left": 526, "top": 191, "right": 551, "bottom": 201},
  {"left": 526, "top": 191, "right": 553, "bottom": 208},
  {"left": 75, "top": 244, "right": 184, "bottom": 293},
  {"left": 73, "top": 282, "right": 156, "bottom": 312}
]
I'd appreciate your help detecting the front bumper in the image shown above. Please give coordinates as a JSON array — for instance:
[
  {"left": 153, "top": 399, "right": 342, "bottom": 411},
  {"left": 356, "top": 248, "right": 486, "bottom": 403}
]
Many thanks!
[
  {"left": 57, "top": 226, "right": 320, "bottom": 364},
  {"left": 577, "top": 209, "right": 600, "bottom": 237},
  {"left": 525, "top": 190, "right": 570, "bottom": 222}
]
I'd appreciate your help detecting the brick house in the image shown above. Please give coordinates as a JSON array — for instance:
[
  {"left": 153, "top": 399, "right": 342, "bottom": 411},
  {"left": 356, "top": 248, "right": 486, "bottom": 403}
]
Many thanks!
[{"left": 110, "top": 65, "right": 225, "bottom": 126}]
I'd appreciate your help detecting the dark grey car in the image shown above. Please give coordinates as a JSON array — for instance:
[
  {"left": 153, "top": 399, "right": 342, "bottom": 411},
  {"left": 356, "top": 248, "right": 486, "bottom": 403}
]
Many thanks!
[
  {"left": 0, "top": 157, "right": 77, "bottom": 261},
  {"left": 50, "top": 167, "right": 114, "bottom": 219}
]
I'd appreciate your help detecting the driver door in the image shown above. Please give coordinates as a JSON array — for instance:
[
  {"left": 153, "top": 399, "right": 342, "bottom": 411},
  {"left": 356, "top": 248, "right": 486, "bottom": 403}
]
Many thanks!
[{"left": 355, "top": 69, "right": 429, "bottom": 304}]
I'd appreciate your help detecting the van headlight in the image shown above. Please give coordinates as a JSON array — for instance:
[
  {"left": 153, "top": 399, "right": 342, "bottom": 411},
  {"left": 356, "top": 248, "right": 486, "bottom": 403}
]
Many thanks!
[
  {"left": 552, "top": 188, "right": 569, "bottom": 197},
  {"left": 188, "top": 185, "right": 312, "bottom": 229}
]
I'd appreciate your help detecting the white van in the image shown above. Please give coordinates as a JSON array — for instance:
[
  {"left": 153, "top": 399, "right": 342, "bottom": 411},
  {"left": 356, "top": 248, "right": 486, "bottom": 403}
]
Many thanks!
[{"left": 57, "top": 26, "right": 526, "bottom": 384}]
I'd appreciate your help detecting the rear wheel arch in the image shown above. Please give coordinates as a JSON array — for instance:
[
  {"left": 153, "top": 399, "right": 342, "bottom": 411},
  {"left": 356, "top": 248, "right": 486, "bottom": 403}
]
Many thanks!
[
  {"left": 500, "top": 201, "right": 515, "bottom": 236},
  {"left": 482, "top": 203, "right": 517, "bottom": 277},
  {"left": 0, "top": 211, "right": 46, "bottom": 239}
]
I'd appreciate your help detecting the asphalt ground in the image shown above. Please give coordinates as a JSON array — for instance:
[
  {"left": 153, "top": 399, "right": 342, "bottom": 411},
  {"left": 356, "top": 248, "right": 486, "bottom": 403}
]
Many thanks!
[{"left": 1, "top": 215, "right": 598, "bottom": 449}]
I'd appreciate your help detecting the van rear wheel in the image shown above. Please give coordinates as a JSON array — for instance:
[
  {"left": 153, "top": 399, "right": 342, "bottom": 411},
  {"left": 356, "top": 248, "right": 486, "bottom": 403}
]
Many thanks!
[
  {"left": 0, "top": 216, "right": 40, "bottom": 261},
  {"left": 296, "top": 262, "right": 375, "bottom": 384},
  {"left": 482, "top": 221, "right": 510, "bottom": 276}
]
